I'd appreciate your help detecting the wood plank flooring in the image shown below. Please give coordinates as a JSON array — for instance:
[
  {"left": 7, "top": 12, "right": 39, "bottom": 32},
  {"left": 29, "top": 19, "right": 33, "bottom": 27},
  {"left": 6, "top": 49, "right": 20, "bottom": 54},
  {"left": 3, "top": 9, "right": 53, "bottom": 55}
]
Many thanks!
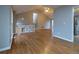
[{"left": 0, "top": 29, "right": 79, "bottom": 54}]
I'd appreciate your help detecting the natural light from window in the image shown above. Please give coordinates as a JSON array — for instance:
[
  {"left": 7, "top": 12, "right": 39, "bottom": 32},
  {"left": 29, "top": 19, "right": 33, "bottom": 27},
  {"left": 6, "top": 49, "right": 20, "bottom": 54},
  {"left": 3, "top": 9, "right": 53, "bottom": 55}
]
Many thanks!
[{"left": 33, "top": 12, "right": 38, "bottom": 24}]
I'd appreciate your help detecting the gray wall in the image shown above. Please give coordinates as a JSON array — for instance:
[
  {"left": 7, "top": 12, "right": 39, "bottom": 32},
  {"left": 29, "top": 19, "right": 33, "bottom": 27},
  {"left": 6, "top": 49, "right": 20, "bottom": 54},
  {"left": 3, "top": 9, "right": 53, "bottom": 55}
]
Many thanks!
[
  {"left": 53, "top": 6, "right": 74, "bottom": 42},
  {"left": 0, "top": 6, "right": 11, "bottom": 51}
]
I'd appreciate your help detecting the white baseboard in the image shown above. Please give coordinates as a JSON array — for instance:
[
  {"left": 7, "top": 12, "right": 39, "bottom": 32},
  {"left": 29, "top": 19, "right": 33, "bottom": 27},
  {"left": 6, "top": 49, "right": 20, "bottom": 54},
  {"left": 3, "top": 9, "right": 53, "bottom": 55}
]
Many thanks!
[
  {"left": 0, "top": 46, "right": 11, "bottom": 52},
  {"left": 10, "top": 33, "right": 14, "bottom": 47},
  {"left": 53, "top": 35, "right": 73, "bottom": 42}
]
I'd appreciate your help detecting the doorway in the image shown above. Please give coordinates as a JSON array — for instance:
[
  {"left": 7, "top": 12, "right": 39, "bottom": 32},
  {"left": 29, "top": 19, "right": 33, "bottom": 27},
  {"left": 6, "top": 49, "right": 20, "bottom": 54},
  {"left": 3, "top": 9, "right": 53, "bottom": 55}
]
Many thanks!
[{"left": 74, "top": 7, "right": 79, "bottom": 44}]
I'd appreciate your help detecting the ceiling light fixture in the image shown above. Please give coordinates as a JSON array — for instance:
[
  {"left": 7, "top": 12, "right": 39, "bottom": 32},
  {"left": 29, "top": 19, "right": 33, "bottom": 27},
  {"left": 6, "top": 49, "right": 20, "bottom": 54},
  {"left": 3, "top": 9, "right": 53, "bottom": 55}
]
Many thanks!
[
  {"left": 44, "top": 7, "right": 49, "bottom": 12},
  {"left": 45, "top": 9, "right": 49, "bottom": 12}
]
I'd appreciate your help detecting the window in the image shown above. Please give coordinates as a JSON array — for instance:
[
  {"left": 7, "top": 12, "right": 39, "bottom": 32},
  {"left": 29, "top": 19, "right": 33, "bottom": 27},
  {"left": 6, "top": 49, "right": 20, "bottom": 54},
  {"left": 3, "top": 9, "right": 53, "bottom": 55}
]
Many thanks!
[{"left": 33, "top": 12, "right": 38, "bottom": 23}]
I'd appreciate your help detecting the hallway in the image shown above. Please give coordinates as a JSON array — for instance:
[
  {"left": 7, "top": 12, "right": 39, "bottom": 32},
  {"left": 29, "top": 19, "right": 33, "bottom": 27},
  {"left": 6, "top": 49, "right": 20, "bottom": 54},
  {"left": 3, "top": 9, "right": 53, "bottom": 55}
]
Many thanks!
[{"left": 0, "top": 29, "right": 78, "bottom": 54}]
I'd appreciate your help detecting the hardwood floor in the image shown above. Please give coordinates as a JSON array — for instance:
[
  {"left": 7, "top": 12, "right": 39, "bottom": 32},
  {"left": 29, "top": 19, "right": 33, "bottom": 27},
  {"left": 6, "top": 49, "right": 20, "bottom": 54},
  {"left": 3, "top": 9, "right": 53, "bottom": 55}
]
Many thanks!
[
  {"left": 74, "top": 35, "right": 79, "bottom": 44},
  {"left": 0, "top": 29, "right": 79, "bottom": 54}
]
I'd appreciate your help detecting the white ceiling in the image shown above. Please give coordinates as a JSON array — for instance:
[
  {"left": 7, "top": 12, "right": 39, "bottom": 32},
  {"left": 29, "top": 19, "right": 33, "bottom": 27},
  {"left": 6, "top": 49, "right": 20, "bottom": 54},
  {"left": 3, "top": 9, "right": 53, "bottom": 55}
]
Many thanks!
[{"left": 12, "top": 5, "right": 62, "bottom": 14}]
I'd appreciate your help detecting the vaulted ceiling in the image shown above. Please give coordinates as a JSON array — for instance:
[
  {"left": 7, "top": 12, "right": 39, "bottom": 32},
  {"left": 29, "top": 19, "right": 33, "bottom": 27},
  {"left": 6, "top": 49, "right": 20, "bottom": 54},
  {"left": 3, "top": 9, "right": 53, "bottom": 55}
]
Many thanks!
[
  {"left": 12, "top": 5, "right": 61, "bottom": 13},
  {"left": 12, "top": 5, "right": 62, "bottom": 19}
]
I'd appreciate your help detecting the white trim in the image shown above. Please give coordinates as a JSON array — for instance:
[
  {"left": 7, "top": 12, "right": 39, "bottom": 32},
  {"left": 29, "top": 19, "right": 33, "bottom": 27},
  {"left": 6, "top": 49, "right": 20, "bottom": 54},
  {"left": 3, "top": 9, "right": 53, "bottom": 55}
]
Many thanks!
[
  {"left": 53, "top": 35, "right": 73, "bottom": 42},
  {"left": 72, "top": 7, "right": 75, "bottom": 42},
  {"left": 11, "top": 33, "right": 14, "bottom": 40},
  {"left": 10, "top": 33, "right": 14, "bottom": 47},
  {"left": 0, "top": 46, "right": 11, "bottom": 52}
]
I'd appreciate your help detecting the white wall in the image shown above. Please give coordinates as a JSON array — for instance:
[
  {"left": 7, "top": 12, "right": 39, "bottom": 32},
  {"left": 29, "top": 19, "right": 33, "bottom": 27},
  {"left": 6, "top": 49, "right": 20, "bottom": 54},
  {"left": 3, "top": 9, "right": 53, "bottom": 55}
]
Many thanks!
[
  {"left": 53, "top": 6, "right": 74, "bottom": 42},
  {"left": 0, "top": 6, "right": 11, "bottom": 51}
]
